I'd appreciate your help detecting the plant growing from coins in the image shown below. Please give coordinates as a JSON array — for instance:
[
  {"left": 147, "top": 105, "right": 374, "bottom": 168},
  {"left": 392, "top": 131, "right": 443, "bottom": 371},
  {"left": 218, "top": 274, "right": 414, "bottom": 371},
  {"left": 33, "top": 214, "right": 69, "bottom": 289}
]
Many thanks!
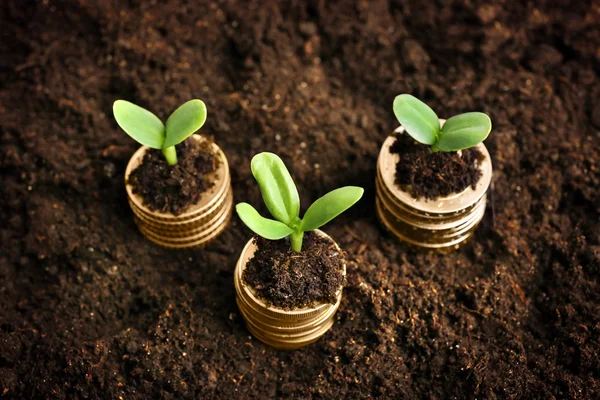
[
  {"left": 113, "top": 99, "right": 207, "bottom": 165},
  {"left": 393, "top": 94, "right": 491, "bottom": 152},
  {"left": 236, "top": 152, "right": 364, "bottom": 252}
]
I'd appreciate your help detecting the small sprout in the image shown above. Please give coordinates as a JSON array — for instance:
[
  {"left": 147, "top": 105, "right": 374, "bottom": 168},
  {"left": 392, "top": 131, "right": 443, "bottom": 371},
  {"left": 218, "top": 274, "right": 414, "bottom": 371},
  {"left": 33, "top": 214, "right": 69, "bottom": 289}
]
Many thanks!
[
  {"left": 393, "top": 94, "right": 491, "bottom": 152},
  {"left": 236, "top": 152, "right": 364, "bottom": 252},
  {"left": 113, "top": 99, "right": 207, "bottom": 165}
]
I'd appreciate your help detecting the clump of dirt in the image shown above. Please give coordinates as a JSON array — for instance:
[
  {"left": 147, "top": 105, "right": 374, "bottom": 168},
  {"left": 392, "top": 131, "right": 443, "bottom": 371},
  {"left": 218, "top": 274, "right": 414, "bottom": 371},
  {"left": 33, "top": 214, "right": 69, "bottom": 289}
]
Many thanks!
[
  {"left": 390, "top": 133, "right": 484, "bottom": 199},
  {"left": 128, "top": 137, "right": 216, "bottom": 215},
  {"left": 243, "top": 232, "right": 345, "bottom": 309}
]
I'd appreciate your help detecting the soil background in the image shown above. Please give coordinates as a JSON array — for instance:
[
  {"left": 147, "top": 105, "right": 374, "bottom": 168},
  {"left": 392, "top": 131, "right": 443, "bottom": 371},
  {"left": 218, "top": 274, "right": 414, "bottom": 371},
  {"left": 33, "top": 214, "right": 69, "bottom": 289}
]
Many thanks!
[{"left": 1, "top": 0, "right": 599, "bottom": 399}]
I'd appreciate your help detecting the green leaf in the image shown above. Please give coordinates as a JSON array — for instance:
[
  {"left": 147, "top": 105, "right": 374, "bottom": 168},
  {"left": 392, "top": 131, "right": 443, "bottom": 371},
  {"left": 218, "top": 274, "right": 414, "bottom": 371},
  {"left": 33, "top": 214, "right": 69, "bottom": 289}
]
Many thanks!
[
  {"left": 163, "top": 99, "right": 207, "bottom": 148},
  {"left": 300, "top": 186, "right": 364, "bottom": 232},
  {"left": 251, "top": 152, "right": 300, "bottom": 225},
  {"left": 436, "top": 112, "right": 491, "bottom": 152},
  {"left": 236, "top": 203, "right": 294, "bottom": 240},
  {"left": 113, "top": 100, "right": 165, "bottom": 149},
  {"left": 393, "top": 94, "right": 440, "bottom": 145}
]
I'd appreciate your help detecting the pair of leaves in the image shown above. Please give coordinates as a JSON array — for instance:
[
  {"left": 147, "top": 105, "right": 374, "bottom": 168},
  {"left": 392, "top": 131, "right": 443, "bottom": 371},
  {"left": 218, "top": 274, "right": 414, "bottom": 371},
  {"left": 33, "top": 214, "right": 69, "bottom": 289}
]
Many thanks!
[
  {"left": 113, "top": 99, "right": 207, "bottom": 149},
  {"left": 393, "top": 94, "right": 491, "bottom": 152},
  {"left": 236, "top": 153, "right": 364, "bottom": 243},
  {"left": 238, "top": 186, "right": 363, "bottom": 240}
]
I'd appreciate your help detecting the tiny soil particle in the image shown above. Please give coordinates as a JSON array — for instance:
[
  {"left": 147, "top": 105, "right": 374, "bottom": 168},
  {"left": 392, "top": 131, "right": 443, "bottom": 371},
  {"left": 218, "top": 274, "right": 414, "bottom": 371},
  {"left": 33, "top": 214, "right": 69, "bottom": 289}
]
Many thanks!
[
  {"left": 390, "top": 133, "right": 484, "bottom": 200},
  {"left": 243, "top": 232, "right": 345, "bottom": 310},
  {"left": 127, "top": 138, "right": 217, "bottom": 215}
]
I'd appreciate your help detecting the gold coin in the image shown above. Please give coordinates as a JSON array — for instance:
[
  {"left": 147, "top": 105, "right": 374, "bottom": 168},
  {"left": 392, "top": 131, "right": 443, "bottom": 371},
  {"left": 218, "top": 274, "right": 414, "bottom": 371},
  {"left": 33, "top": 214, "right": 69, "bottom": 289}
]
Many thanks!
[
  {"left": 376, "top": 198, "right": 483, "bottom": 249},
  {"left": 236, "top": 288, "right": 341, "bottom": 333},
  {"left": 138, "top": 199, "right": 233, "bottom": 249},
  {"left": 246, "top": 314, "right": 336, "bottom": 350},
  {"left": 134, "top": 190, "right": 233, "bottom": 239},
  {"left": 237, "top": 298, "right": 338, "bottom": 339},
  {"left": 376, "top": 176, "right": 483, "bottom": 230},
  {"left": 127, "top": 181, "right": 231, "bottom": 230},
  {"left": 376, "top": 166, "right": 480, "bottom": 221},
  {"left": 137, "top": 196, "right": 232, "bottom": 246}
]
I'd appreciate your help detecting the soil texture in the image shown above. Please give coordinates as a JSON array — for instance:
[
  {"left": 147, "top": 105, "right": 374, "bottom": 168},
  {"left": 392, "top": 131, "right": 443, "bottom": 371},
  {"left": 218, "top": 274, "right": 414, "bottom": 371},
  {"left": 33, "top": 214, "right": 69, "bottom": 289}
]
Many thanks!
[
  {"left": 390, "top": 133, "right": 484, "bottom": 199},
  {"left": 128, "top": 137, "right": 216, "bottom": 215},
  {"left": 244, "top": 232, "right": 345, "bottom": 309},
  {"left": 1, "top": 1, "right": 599, "bottom": 399}
]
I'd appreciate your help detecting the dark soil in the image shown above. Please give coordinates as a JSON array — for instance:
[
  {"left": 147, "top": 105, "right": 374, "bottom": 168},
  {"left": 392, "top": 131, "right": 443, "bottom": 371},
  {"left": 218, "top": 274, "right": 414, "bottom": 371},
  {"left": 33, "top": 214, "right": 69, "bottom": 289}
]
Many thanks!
[
  {"left": 128, "top": 137, "right": 216, "bottom": 215},
  {"left": 1, "top": 1, "right": 599, "bottom": 399},
  {"left": 390, "top": 133, "right": 484, "bottom": 199},
  {"left": 243, "top": 232, "right": 345, "bottom": 310}
]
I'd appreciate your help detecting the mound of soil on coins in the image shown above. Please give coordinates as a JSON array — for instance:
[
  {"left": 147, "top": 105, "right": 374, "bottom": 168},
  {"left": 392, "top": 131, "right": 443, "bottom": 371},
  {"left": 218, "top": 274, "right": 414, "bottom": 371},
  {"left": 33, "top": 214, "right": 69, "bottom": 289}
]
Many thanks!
[
  {"left": 128, "top": 137, "right": 216, "bottom": 215},
  {"left": 390, "top": 133, "right": 484, "bottom": 199},
  {"left": 243, "top": 232, "right": 345, "bottom": 310}
]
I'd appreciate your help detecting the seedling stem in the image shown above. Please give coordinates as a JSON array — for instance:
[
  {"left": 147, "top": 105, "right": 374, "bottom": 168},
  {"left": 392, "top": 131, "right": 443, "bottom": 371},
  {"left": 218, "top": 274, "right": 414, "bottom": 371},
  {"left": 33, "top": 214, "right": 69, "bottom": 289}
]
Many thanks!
[{"left": 162, "top": 146, "right": 178, "bottom": 166}]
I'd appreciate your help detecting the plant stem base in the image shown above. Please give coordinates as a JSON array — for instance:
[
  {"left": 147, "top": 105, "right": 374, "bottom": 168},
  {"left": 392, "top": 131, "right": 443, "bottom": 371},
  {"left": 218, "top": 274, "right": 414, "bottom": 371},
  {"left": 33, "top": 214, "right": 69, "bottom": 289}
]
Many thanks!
[
  {"left": 234, "top": 230, "right": 345, "bottom": 350},
  {"left": 375, "top": 124, "right": 493, "bottom": 251},
  {"left": 125, "top": 134, "right": 233, "bottom": 249}
]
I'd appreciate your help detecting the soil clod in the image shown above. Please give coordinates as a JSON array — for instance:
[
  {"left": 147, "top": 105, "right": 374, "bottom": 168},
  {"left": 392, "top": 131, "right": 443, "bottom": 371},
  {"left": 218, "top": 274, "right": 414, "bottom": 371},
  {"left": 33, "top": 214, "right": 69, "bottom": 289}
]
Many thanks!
[
  {"left": 128, "top": 138, "right": 217, "bottom": 215},
  {"left": 243, "top": 232, "right": 345, "bottom": 310},
  {"left": 390, "top": 133, "right": 484, "bottom": 199}
]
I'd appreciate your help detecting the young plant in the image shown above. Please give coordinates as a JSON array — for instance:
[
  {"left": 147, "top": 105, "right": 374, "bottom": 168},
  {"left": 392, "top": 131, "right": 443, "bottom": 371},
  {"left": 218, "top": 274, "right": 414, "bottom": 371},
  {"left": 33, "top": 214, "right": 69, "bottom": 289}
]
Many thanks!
[
  {"left": 393, "top": 94, "right": 491, "bottom": 152},
  {"left": 113, "top": 99, "right": 207, "bottom": 165},
  {"left": 236, "top": 152, "right": 364, "bottom": 252}
]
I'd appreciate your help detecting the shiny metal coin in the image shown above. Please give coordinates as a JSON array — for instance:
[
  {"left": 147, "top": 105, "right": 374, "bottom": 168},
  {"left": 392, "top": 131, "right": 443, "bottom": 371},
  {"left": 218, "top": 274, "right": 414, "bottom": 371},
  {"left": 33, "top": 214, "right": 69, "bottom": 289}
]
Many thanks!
[
  {"left": 236, "top": 288, "right": 341, "bottom": 334},
  {"left": 137, "top": 194, "right": 233, "bottom": 247},
  {"left": 134, "top": 190, "right": 233, "bottom": 239},
  {"left": 246, "top": 314, "right": 336, "bottom": 351}
]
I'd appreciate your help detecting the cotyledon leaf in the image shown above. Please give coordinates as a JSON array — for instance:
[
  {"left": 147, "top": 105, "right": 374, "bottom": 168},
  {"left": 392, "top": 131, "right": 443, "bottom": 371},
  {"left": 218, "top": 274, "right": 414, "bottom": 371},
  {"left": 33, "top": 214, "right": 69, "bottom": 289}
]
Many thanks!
[
  {"left": 300, "top": 186, "right": 364, "bottom": 231},
  {"left": 113, "top": 100, "right": 165, "bottom": 149},
  {"left": 163, "top": 99, "right": 207, "bottom": 148},
  {"left": 436, "top": 112, "right": 491, "bottom": 152},
  {"left": 393, "top": 94, "right": 440, "bottom": 145},
  {"left": 250, "top": 152, "right": 300, "bottom": 225},
  {"left": 236, "top": 203, "right": 294, "bottom": 240}
]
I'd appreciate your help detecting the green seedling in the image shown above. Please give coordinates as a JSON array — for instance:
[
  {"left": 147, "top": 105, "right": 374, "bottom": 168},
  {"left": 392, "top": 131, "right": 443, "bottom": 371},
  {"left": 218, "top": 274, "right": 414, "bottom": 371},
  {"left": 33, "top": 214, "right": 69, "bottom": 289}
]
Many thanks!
[
  {"left": 393, "top": 94, "right": 491, "bottom": 152},
  {"left": 236, "top": 152, "right": 364, "bottom": 252},
  {"left": 113, "top": 99, "right": 207, "bottom": 165}
]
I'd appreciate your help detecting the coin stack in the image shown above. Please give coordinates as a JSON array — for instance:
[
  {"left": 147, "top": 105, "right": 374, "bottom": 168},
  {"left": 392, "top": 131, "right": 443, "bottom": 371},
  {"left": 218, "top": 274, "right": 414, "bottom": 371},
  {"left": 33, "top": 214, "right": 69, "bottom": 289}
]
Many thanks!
[
  {"left": 376, "top": 125, "right": 493, "bottom": 251},
  {"left": 125, "top": 135, "right": 233, "bottom": 249},
  {"left": 234, "top": 230, "right": 345, "bottom": 350}
]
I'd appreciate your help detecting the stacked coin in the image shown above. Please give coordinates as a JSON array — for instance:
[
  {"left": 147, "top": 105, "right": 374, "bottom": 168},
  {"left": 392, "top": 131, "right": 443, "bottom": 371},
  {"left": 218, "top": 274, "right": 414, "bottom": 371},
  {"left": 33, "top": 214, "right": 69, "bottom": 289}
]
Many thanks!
[
  {"left": 376, "top": 125, "right": 493, "bottom": 251},
  {"left": 234, "top": 230, "right": 346, "bottom": 350},
  {"left": 125, "top": 135, "right": 233, "bottom": 249}
]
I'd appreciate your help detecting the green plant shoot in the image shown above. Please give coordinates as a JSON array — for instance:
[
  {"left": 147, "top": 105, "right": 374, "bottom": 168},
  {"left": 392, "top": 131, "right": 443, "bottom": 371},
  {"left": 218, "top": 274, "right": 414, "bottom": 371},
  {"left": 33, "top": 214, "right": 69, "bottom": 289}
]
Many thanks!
[
  {"left": 393, "top": 94, "right": 491, "bottom": 152},
  {"left": 113, "top": 99, "right": 207, "bottom": 165},
  {"left": 236, "top": 153, "right": 364, "bottom": 252}
]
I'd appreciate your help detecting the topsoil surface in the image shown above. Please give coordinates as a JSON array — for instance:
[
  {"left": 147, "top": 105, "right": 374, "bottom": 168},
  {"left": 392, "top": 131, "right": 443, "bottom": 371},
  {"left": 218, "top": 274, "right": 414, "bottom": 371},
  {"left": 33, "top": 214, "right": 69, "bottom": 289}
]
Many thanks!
[
  {"left": 390, "top": 133, "right": 484, "bottom": 199},
  {"left": 1, "top": 1, "right": 599, "bottom": 399}
]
